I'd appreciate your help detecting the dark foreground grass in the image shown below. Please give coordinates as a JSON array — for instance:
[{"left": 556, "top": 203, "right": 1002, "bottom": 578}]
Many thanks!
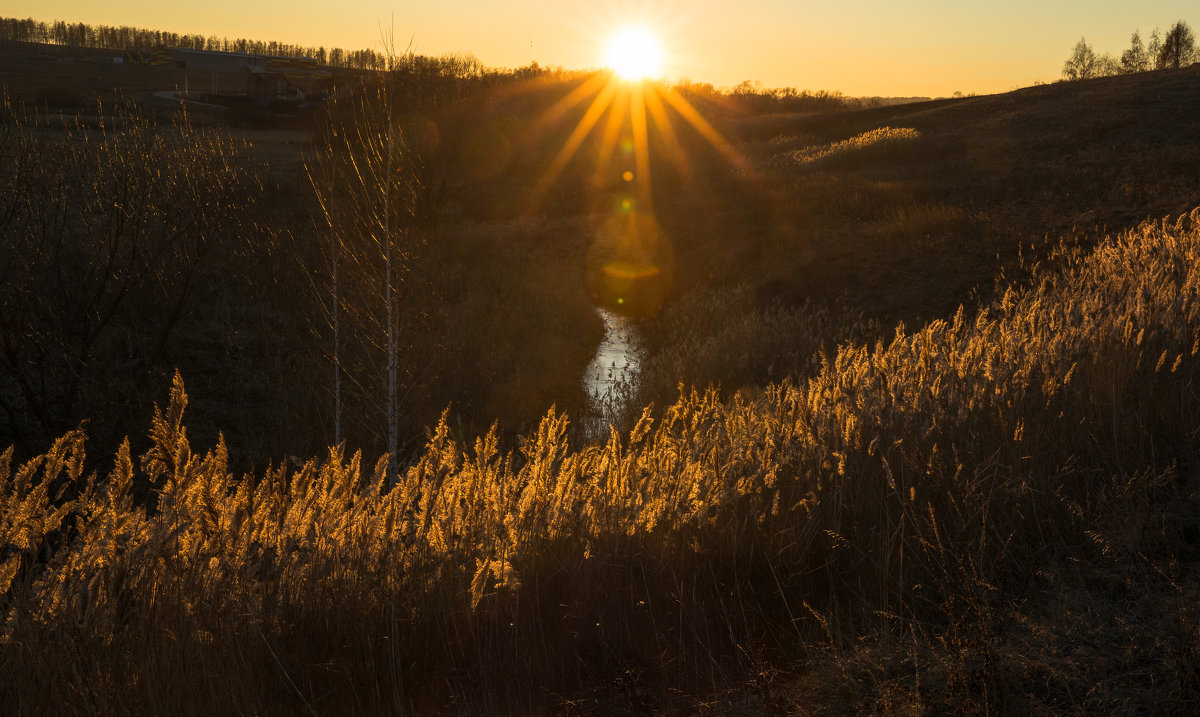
[
  {"left": 0, "top": 85, "right": 605, "bottom": 468},
  {"left": 3, "top": 212, "right": 1199, "bottom": 714}
]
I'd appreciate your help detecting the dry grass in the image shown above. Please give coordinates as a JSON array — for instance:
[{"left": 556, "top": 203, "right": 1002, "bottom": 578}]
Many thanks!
[
  {"left": 783, "top": 126, "right": 923, "bottom": 168},
  {"left": 4, "top": 55, "right": 1200, "bottom": 715},
  {"left": 631, "top": 68, "right": 1200, "bottom": 431},
  {"left": 3, "top": 211, "right": 1200, "bottom": 713}
]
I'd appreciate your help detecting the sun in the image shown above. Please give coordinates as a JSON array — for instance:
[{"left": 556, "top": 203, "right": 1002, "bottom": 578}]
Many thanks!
[
  {"left": 603, "top": 26, "right": 663, "bottom": 81},
  {"left": 533, "top": 25, "right": 751, "bottom": 315}
]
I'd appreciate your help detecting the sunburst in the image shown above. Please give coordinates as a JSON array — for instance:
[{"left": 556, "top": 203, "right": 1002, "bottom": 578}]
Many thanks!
[
  {"left": 529, "top": 30, "right": 751, "bottom": 315},
  {"left": 604, "top": 26, "right": 663, "bottom": 81}
]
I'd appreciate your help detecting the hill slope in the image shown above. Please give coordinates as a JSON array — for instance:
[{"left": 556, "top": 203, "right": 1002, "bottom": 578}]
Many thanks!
[
  {"left": 676, "top": 65, "right": 1200, "bottom": 312},
  {"left": 636, "top": 66, "right": 1200, "bottom": 404},
  {"left": 3, "top": 61, "right": 1200, "bottom": 714}
]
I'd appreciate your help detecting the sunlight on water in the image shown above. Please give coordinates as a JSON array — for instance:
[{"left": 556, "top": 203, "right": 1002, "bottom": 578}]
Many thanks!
[{"left": 584, "top": 307, "right": 640, "bottom": 410}]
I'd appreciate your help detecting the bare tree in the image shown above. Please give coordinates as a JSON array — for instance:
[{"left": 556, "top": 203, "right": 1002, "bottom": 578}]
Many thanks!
[
  {"left": 1148, "top": 29, "right": 1163, "bottom": 68},
  {"left": 1062, "top": 37, "right": 1098, "bottom": 80},
  {"left": 1157, "top": 20, "right": 1197, "bottom": 69},
  {"left": 307, "top": 61, "right": 423, "bottom": 478},
  {"left": 1096, "top": 53, "right": 1121, "bottom": 77},
  {"left": 1120, "top": 30, "right": 1150, "bottom": 73},
  {"left": 0, "top": 95, "right": 266, "bottom": 451},
  {"left": 305, "top": 43, "right": 504, "bottom": 468}
]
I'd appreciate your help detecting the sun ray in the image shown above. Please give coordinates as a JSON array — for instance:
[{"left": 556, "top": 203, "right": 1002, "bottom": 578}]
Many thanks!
[
  {"left": 531, "top": 72, "right": 609, "bottom": 135},
  {"left": 658, "top": 85, "right": 752, "bottom": 175},
  {"left": 523, "top": 24, "right": 758, "bottom": 316},
  {"left": 643, "top": 84, "right": 691, "bottom": 180},
  {"left": 534, "top": 79, "right": 620, "bottom": 200},
  {"left": 593, "top": 82, "right": 631, "bottom": 184},
  {"left": 629, "top": 82, "right": 653, "bottom": 205}
]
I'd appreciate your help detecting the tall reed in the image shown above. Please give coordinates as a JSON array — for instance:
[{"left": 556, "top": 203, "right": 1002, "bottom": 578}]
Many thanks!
[{"left": 3, "top": 211, "right": 1199, "bottom": 712}]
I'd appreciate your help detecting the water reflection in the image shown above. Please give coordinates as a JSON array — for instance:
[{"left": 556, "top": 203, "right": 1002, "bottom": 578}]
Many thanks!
[{"left": 584, "top": 307, "right": 641, "bottom": 429}]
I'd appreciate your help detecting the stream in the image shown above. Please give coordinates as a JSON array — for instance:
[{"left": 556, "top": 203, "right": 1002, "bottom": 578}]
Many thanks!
[{"left": 583, "top": 307, "right": 641, "bottom": 428}]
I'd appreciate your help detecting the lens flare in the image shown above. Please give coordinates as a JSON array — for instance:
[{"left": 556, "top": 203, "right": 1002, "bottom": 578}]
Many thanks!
[
  {"left": 528, "top": 31, "right": 752, "bottom": 317},
  {"left": 587, "top": 209, "right": 673, "bottom": 317}
]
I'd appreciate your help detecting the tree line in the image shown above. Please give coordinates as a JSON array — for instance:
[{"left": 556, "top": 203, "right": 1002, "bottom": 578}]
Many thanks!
[
  {"left": 1063, "top": 20, "right": 1196, "bottom": 80},
  {"left": 0, "top": 14, "right": 870, "bottom": 113},
  {"left": 0, "top": 15, "right": 392, "bottom": 70}
]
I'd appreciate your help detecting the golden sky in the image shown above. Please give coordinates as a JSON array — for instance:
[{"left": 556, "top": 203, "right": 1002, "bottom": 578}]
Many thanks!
[{"left": 6, "top": 1, "right": 1197, "bottom": 96}]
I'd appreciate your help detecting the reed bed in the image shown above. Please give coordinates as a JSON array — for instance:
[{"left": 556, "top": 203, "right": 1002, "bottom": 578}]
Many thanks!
[
  {"left": 3, "top": 212, "right": 1200, "bottom": 712},
  {"left": 784, "top": 126, "right": 923, "bottom": 168}
]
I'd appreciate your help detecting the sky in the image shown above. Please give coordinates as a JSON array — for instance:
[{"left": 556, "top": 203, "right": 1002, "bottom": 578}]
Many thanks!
[{"left": 5, "top": 1, "right": 1197, "bottom": 96}]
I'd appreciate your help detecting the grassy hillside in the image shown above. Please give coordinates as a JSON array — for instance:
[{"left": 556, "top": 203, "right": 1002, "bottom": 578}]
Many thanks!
[
  {"left": 2, "top": 57, "right": 1200, "bottom": 713},
  {"left": 0, "top": 59, "right": 609, "bottom": 464},
  {"left": 3, "top": 210, "right": 1199, "bottom": 714},
  {"left": 635, "top": 65, "right": 1200, "bottom": 410}
]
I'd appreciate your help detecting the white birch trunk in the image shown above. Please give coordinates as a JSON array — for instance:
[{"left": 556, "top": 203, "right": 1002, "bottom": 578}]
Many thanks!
[
  {"left": 332, "top": 218, "right": 342, "bottom": 447},
  {"left": 385, "top": 69, "right": 399, "bottom": 482}
]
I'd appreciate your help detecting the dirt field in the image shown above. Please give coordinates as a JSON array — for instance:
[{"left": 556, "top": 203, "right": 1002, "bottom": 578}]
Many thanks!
[{"left": 0, "top": 45, "right": 182, "bottom": 105}]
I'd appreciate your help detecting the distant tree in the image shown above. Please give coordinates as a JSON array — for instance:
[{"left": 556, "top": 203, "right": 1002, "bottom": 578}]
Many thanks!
[
  {"left": 1148, "top": 28, "right": 1163, "bottom": 67},
  {"left": 732, "top": 79, "right": 764, "bottom": 96},
  {"left": 1120, "top": 30, "right": 1150, "bottom": 73},
  {"left": 1096, "top": 53, "right": 1121, "bottom": 77},
  {"left": 1157, "top": 20, "right": 1197, "bottom": 69},
  {"left": 1062, "top": 37, "right": 1098, "bottom": 80}
]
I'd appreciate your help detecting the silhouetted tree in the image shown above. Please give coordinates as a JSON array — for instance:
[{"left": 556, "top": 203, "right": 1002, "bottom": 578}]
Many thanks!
[
  {"left": 1157, "top": 20, "right": 1197, "bottom": 69},
  {"left": 1096, "top": 53, "right": 1121, "bottom": 77},
  {"left": 0, "top": 14, "right": 396, "bottom": 68},
  {"left": 1062, "top": 37, "right": 1098, "bottom": 80},
  {"left": 1148, "top": 28, "right": 1164, "bottom": 67},
  {"left": 1120, "top": 30, "right": 1150, "bottom": 73},
  {"left": 308, "top": 54, "right": 430, "bottom": 474}
]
